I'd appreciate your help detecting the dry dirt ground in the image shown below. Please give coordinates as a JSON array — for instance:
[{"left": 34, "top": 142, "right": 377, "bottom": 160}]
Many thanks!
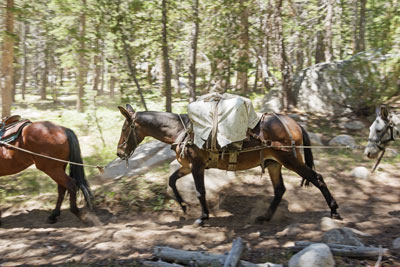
[{"left": 1, "top": 149, "right": 400, "bottom": 267}]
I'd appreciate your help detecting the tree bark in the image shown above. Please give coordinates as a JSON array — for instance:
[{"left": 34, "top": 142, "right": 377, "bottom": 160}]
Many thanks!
[
  {"left": 153, "top": 246, "right": 260, "bottom": 267},
  {"left": 21, "top": 22, "right": 29, "bottom": 100},
  {"left": 236, "top": 0, "right": 250, "bottom": 93},
  {"left": 161, "top": 0, "right": 172, "bottom": 112},
  {"left": 188, "top": 0, "right": 199, "bottom": 103},
  {"left": 291, "top": 241, "right": 388, "bottom": 260},
  {"left": 76, "top": 0, "right": 87, "bottom": 112},
  {"left": 1, "top": 0, "right": 15, "bottom": 118},
  {"left": 223, "top": 238, "right": 245, "bottom": 267},
  {"left": 41, "top": 43, "right": 48, "bottom": 100},
  {"left": 276, "top": 0, "right": 294, "bottom": 109},
  {"left": 358, "top": 0, "right": 366, "bottom": 52},
  {"left": 324, "top": 0, "right": 335, "bottom": 62},
  {"left": 92, "top": 25, "right": 102, "bottom": 94}
]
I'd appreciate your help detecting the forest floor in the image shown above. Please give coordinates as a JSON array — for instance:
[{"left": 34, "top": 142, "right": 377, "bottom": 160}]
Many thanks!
[{"left": 1, "top": 95, "right": 400, "bottom": 266}]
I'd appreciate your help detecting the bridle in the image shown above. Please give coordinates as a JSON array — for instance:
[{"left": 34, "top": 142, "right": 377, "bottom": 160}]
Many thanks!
[
  {"left": 118, "top": 118, "right": 138, "bottom": 159},
  {"left": 368, "top": 117, "right": 395, "bottom": 151}
]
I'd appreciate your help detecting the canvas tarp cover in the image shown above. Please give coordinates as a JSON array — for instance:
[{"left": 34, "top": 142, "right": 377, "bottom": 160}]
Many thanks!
[{"left": 188, "top": 93, "right": 261, "bottom": 149}]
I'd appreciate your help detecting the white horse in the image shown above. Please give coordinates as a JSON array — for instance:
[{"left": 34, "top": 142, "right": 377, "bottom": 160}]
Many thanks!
[{"left": 364, "top": 106, "right": 400, "bottom": 159}]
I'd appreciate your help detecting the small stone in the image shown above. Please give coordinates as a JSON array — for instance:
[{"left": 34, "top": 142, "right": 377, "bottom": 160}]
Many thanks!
[
  {"left": 393, "top": 237, "right": 400, "bottom": 249},
  {"left": 351, "top": 167, "right": 370, "bottom": 179}
]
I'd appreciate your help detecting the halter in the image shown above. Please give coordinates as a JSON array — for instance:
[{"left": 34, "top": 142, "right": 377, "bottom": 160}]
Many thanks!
[
  {"left": 118, "top": 119, "right": 138, "bottom": 158},
  {"left": 368, "top": 117, "right": 395, "bottom": 151}
]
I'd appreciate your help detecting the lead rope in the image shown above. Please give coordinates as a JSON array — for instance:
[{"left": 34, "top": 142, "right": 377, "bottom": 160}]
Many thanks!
[
  {"left": 372, "top": 149, "right": 385, "bottom": 173},
  {"left": 0, "top": 140, "right": 104, "bottom": 174}
]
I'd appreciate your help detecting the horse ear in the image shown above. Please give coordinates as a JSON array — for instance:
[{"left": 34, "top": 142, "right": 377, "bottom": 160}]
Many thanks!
[
  {"left": 118, "top": 106, "right": 132, "bottom": 121},
  {"left": 380, "top": 106, "right": 389, "bottom": 120},
  {"left": 126, "top": 104, "right": 135, "bottom": 116}
]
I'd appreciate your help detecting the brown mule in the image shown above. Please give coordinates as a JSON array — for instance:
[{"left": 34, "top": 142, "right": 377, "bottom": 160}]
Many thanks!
[
  {"left": 117, "top": 104, "right": 341, "bottom": 225},
  {"left": 0, "top": 120, "right": 93, "bottom": 225}
]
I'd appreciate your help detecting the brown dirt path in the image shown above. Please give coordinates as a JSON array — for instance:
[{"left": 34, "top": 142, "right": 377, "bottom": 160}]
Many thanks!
[{"left": 1, "top": 157, "right": 400, "bottom": 266}]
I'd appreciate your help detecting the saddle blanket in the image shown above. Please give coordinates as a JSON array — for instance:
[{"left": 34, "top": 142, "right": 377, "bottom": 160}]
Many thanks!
[{"left": 188, "top": 93, "right": 261, "bottom": 149}]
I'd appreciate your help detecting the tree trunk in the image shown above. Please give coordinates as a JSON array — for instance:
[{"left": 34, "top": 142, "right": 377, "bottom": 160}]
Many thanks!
[
  {"left": 109, "top": 76, "right": 116, "bottom": 97},
  {"left": 325, "top": 0, "right": 335, "bottom": 61},
  {"left": 21, "top": 22, "right": 29, "bottom": 100},
  {"left": 76, "top": 0, "right": 87, "bottom": 112},
  {"left": 1, "top": 0, "right": 15, "bottom": 118},
  {"left": 161, "top": 0, "right": 172, "bottom": 112},
  {"left": 41, "top": 44, "right": 48, "bottom": 100},
  {"left": 276, "top": 0, "right": 294, "bottom": 110},
  {"left": 358, "top": 0, "right": 366, "bottom": 52},
  {"left": 352, "top": 0, "right": 359, "bottom": 54},
  {"left": 188, "top": 0, "right": 199, "bottom": 103},
  {"left": 92, "top": 26, "right": 102, "bottom": 94},
  {"left": 174, "top": 58, "right": 181, "bottom": 95},
  {"left": 236, "top": 0, "right": 250, "bottom": 93}
]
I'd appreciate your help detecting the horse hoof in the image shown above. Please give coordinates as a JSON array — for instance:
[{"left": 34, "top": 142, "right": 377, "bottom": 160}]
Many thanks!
[
  {"left": 331, "top": 213, "right": 342, "bottom": 220},
  {"left": 255, "top": 216, "right": 267, "bottom": 224},
  {"left": 47, "top": 217, "right": 57, "bottom": 224},
  {"left": 193, "top": 218, "right": 204, "bottom": 227},
  {"left": 181, "top": 204, "right": 187, "bottom": 214}
]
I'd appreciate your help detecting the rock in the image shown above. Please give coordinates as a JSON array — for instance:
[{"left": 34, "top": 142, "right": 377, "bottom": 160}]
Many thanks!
[
  {"left": 292, "top": 52, "right": 399, "bottom": 115},
  {"left": 103, "top": 141, "right": 176, "bottom": 179},
  {"left": 319, "top": 217, "right": 339, "bottom": 231},
  {"left": 340, "top": 120, "right": 365, "bottom": 130},
  {"left": 393, "top": 237, "right": 400, "bottom": 249},
  {"left": 328, "top": 135, "right": 356, "bottom": 148},
  {"left": 167, "top": 160, "right": 238, "bottom": 208},
  {"left": 287, "top": 114, "right": 301, "bottom": 121},
  {"left": 321, "top": 227, "right": 364, "bottom": 246},
  {"left": 276, "top": 223, "right": 302, "bottom": 237},
  {"left": 386, "top": 148, "right": 399, "bottom": 158},
  {"left": 288, "top": 243, "right": 335, "bottom": 267},
  {"left": 308, "top": 132, "right": 324, "bottom": 146},
  {"left": 260, "top": 89, "right": 282, "bottom": 113},
  {"left": 351, "top": 167, "right": 370, "bottom": 179}
]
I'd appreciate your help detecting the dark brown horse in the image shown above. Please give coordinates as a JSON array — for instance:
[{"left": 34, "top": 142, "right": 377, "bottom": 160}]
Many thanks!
[
  {"left": 0, "top": 120, "right": 93, "bottom": 225},
  {"left": 117, "top": 104, "right": 341, "bottom": 225}
]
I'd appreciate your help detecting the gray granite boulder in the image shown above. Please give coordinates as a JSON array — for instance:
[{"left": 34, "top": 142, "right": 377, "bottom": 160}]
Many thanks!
[{"left": 289, "top": 243, "right": 335, "bottom": 267}]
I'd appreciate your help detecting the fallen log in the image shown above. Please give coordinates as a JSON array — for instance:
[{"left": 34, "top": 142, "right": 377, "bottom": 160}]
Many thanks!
[
  {"left": 142, "top": 260, "right": 185, "bottom": 267},
  {"left": 224, "top": 238, "right": 245, "bottom": 267},
  {"left": 153, "top": 246, "right": 280, "bottom": 267},
  {"left": 290, "top": 241, "right": 389, "bottom": 260}
]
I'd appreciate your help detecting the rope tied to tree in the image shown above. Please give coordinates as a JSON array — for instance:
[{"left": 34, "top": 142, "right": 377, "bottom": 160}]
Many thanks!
[{"left": 0, "top": 140, "right": 104, "bottom": 174}]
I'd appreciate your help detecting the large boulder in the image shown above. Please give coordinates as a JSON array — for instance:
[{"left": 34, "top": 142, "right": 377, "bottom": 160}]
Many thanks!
[
  {"left": 291, "top": 52, "right": 399, "bottom": 115},
  {"left": 103, "top": 141, "right": 176, "bottom": 179},
  {"left": 328, "top": 134, "right": 356, "bottom": 148},
  {"left": 289, "top": 243, "right": 335, "bottom": 267}
]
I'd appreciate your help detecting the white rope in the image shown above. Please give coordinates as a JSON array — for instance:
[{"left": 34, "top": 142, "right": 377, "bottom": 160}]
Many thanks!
[{"left": 0, "top": 140, "right": 104, "bottom": 172}]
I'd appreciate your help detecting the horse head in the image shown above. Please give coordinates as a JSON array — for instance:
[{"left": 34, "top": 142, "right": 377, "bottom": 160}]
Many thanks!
[
  {"left": 117, "top": 104, "right": 144, "bottom": 160},
  {"left": 364, "top": 106, "right": 400, "bottom": 158}
]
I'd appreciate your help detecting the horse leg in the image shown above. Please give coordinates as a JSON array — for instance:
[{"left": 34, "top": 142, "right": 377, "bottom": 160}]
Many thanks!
[
  {"left": 191, "top": 163, "right": 209, "bottom": 226},
  {"left": 256, "top": 160, "right": 286, "bottom": 223},
  {"left": 280, "top": 155, "right": 341, "bottom": 219},
  {"left": 48, "top": 184, "right": 67, "bottom": 223},
  {"left": 169, "top": 166, "right": 191, "bottom": 213},
  {"left": 39, "top": 167, "right": 80, "bottom": 221}
]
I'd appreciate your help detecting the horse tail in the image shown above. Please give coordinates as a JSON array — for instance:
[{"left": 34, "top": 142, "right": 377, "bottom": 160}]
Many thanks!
[
  {"left": 300, "top": 124, "right": 314, "bottom": 187},
  {"left": 65, "top": 128, "right": 94, "bottom": 209}
]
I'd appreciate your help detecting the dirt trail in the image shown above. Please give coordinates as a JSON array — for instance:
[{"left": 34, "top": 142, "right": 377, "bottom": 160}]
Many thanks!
[{"left": 1, "top": 160, "right": 400, "bottom": 266}]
